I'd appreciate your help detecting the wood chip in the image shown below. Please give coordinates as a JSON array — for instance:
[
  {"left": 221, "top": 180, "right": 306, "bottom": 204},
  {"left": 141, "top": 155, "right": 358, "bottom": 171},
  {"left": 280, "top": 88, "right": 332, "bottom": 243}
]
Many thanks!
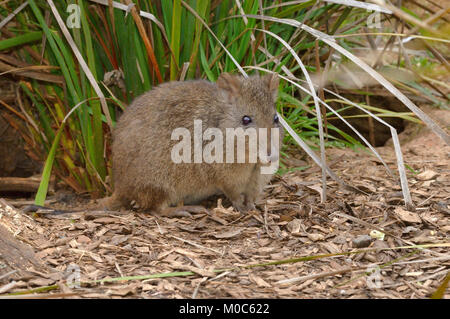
[
  {"left": 416, "top": 170, "right": 438, "bottom": 181},
  {"left": 286, "top": 219, "right": 302, "bottom": 234},
  {"left": 307, "top": 233, "right": 325, "bottom": 242},
  {"left": 212, "top": 228, "right": 242, "bottom": 239},
  {"left": 394, "top": 207, "right": 422, "bottom": 224},
  {"left": 249, "top": 273, "right": 271, "bottom": 288}
]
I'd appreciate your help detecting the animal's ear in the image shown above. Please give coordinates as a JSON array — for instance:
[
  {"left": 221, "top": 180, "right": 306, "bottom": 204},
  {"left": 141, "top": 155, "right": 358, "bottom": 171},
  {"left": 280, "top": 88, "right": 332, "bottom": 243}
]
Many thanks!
[
  {"left": 217, "top": 73, "right": 242, "bottom": 102},
  {"left": 263, "top": 73, "right": 280, "bottom": 102}
]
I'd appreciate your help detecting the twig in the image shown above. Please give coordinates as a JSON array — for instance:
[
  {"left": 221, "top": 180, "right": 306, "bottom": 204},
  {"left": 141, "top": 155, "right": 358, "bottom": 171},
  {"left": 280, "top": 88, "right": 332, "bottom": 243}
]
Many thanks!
[
  {"left": 170, "top": 235, "right": 222, "bottom": 255},
  {"left": 0, "top": 281, "right": 18, "bottom": 294},
  {"left": 191, "top": 277, "right": 207, "bottom": 299},
  {"left": 0, "top": 270, "right": 17, "bottom": 281}
]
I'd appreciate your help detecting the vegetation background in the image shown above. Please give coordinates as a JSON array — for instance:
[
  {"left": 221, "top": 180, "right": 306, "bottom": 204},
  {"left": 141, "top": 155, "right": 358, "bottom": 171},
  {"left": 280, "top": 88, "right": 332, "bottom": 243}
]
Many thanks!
[{"left": 0, "top": 0, "right": 448, "bottom": 204}]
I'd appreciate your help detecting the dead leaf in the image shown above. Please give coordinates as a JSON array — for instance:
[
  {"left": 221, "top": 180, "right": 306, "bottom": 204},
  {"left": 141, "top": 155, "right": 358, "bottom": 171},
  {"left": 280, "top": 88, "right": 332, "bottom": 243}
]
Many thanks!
[
  {"left": 93, "top": 217, "right": 119, "bottom": 224},
  {"left": 213, "top": 228, "right": 242, "bottom": 239},
  {"left": 307, "top": 233, "right": 325, "bottom": 242},
  {"left": 212, "top": 198, "right": 234, "bottom": 215},
  {"left": 354, "top": 182, "right": 376, "bottom": 193},
  {"left": 416, "top": 170, "right": 438, "bottom": 181},
  {"left": 402, "top": 226, "right": 418, "bottom": 234},
  {"left": 142, "top": 284, "right": 155, "bottom": 291},
  {"left": 157, "top": 249, "right": 174, "bottom": 260},
  {"left": 110, "top": 235, "right": 128, "bottom": 245},
  {"left": 207, "top": 213, "right": 228, "bottom": 225},
  {"left": 36, "top": 248, "right": 56, "bottom": 259},
  {"left": 307, "top": 184, "right": 323, "bottom": 202},
  {"left": 77, "top": 235, "right": 91, "bottom": 244},
  {"left": 174, "top": 247, "right": 199, "bottom": 258},
  {"left": 279, "top": 213, "right": 294, "bottom": 222},
  {"left": 171, "top": 261, "right": 215, "bottom": 277},
  {"left": 249, "top": 274, "right": 271, "bottom": 288},
  {"left": 266, "top": 199, "right": 282, "bottom": 205},
  {"left": 394, "top": 207, "right": 421, "bottom": 224},
  {"left": 69, "top": 248, "right": 103, "bottom": 262},
  {"left": 405, "top": 271, "right": 424, "bottom": 277},
  {"left": 69, "top": 239, "right": 78, "bottom": 248},
  {"left": 286, "top": 219, "right": 302, "bottom": 234},
  {"left": 29, "top": 278, "right": 55, "bottom": 286},
  {"left": 108, "top": 284, "right": 137, "bottom": 296},
  {"left": 136, "top": 246, "right": 149, "bottom": 253}
]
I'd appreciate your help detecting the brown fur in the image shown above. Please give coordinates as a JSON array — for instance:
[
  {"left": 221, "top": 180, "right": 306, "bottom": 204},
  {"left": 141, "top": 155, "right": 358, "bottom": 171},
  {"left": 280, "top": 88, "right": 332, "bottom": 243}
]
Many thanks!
[{"left": 104, "top": 73, "right": 283, "bottom": 213}]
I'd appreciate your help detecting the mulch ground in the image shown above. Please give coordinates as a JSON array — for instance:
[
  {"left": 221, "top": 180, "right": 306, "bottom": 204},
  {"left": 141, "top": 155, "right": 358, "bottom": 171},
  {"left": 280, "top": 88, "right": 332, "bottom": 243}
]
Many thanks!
[{"left": 0, "top": 110, "right": 448, "bottom": 299}]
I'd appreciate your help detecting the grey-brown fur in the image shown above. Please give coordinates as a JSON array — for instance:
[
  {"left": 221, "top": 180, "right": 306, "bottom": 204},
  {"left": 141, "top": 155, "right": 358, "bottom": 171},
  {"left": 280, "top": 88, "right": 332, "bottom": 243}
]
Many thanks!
[{"left": 104, "top": 73, "right": 283, "bottom": 213}]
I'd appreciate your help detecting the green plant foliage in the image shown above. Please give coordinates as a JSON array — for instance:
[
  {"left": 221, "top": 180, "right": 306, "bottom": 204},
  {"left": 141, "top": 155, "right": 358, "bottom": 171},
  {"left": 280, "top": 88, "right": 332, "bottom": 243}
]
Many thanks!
[{"left": 0, "top": 0, "right": 447, "bottom": 203}]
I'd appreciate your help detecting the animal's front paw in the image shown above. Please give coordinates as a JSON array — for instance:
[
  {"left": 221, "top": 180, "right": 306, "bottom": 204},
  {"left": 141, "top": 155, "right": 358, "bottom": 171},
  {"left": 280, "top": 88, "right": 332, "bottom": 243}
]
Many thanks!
[
  {"left": 232, "top": 200, "right": 256, "bottom": 213},
  {"left": 231, "top": 199, "right": 248, "bottom": 213},
  {"left": 243, "top": 194, "right": 257, "bottom": 212},
  {"left": 245, "top": 202, "right": 256, "bottom": 211}
]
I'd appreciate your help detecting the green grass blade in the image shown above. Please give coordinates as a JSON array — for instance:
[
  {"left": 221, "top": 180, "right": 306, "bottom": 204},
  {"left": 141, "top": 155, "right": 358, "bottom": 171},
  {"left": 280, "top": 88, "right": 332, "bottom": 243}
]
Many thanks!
[
  {"left": 35, "top": 125, "right": 65, "bottom": 206},
  {"left": 170, "top": 0, "right": 181, "bottom": 80},
  {"left": 0, "top": 31, "right": 43, "bottom": 50}
]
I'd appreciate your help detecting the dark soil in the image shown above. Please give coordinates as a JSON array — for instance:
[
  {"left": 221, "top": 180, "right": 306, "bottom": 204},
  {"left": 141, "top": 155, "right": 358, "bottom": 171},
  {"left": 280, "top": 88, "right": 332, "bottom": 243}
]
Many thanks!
[{"left": 0, "top": 78, "right": 41, "bottom": 178}]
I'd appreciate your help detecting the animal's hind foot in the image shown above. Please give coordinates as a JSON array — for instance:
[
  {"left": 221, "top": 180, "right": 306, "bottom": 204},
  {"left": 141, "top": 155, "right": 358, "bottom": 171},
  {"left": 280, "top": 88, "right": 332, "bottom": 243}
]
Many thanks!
[{"left": 160, "top": 205, "right": 209, "bottom": 218}]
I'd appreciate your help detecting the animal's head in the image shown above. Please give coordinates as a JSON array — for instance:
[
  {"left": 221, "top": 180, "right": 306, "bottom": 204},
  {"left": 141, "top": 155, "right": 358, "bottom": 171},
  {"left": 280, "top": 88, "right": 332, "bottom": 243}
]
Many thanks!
[{"left": 216, "top": 73, "right": 283, "bottom": 167}]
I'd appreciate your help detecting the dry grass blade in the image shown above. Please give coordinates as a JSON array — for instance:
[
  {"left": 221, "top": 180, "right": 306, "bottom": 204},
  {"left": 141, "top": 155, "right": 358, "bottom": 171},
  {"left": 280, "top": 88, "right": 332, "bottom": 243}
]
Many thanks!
[
  {"left": 244, "top": 244, "right": 450, "bottom": 269},
  {"left": 319, "top": 87, "right": 413, "bottom": 207},
  {"left": 307, "top": 28, "right": 450, "bottom": 147},
  {"left": 334, "top": 32, "right": 450, "bottom": 43},
  {"left": 245, "top": 13, "right": 450, "bottom": 145},
  {"left": 247, "top": 65, "right": 365, "bottom": 194},
  {"left": 390, "top": 128, "right": 413, "bottom": 209},
  {"left": 179, "top": 62, "right": 190, "bottom": 81},
  {"left": 279, "top": 73, "right": 394, "bottom": 177},
  {"left": 0, "top": 1, "right": 28, "bottom": 29},
  {"left": 278, "top": 113, "right": 356, "bottom": 192},
  {"left": 235, "top": 0, "right": 257, "bottom": 43},
  {"left": 371, "top": 0, "right": 448, "bottom": 37},
  {"left": 257, "top": 28, "right": 328, "bottom": 203},
  {"left": 327, "top": 0, "right": 392, "bottom": 13},
  {"left": 0, "top": 99, "right": 27, "bottom": 122},
  {"left": 62, "top": 97, "right": 105, "bottom": 124},
  {"left": 122, "top": 0, "right": 162, "bottom": 83},
  {"left": 0, "top": 62, "right": 63, "bottom": 83},
  {"left": 89, "top": 0, "right": 171, "bottom": 46},
  {"left": 46, "top": 0, "right": 112, "bottom": 128},
  {"left": 263, "top": 0, "right": 390, "bottom": 13},
  {"left": 244, "top": 13, "right": 450, "bottom": 208}
]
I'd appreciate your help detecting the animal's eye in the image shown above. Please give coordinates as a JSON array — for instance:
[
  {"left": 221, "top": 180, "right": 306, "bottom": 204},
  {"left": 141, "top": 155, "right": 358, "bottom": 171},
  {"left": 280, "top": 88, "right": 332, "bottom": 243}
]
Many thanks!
[
  {"left": 242, "top": 115, "right": 252, "bottom": 125},
  {"left": 274, "top": 114, "right": 279, "bottom": 124}
]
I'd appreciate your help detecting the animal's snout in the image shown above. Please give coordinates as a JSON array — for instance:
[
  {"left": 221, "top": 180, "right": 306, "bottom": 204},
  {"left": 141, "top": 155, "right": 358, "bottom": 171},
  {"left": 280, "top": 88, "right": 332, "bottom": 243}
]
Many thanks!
[
  {"left": 257, "top": 126, "right": 280, "bottom": 164},
  {"left": 259, "top": 144, "right": 279, "bottom": 163},
  {"left": 267, "top": 145, "right": 280, "bottom": 162}
]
